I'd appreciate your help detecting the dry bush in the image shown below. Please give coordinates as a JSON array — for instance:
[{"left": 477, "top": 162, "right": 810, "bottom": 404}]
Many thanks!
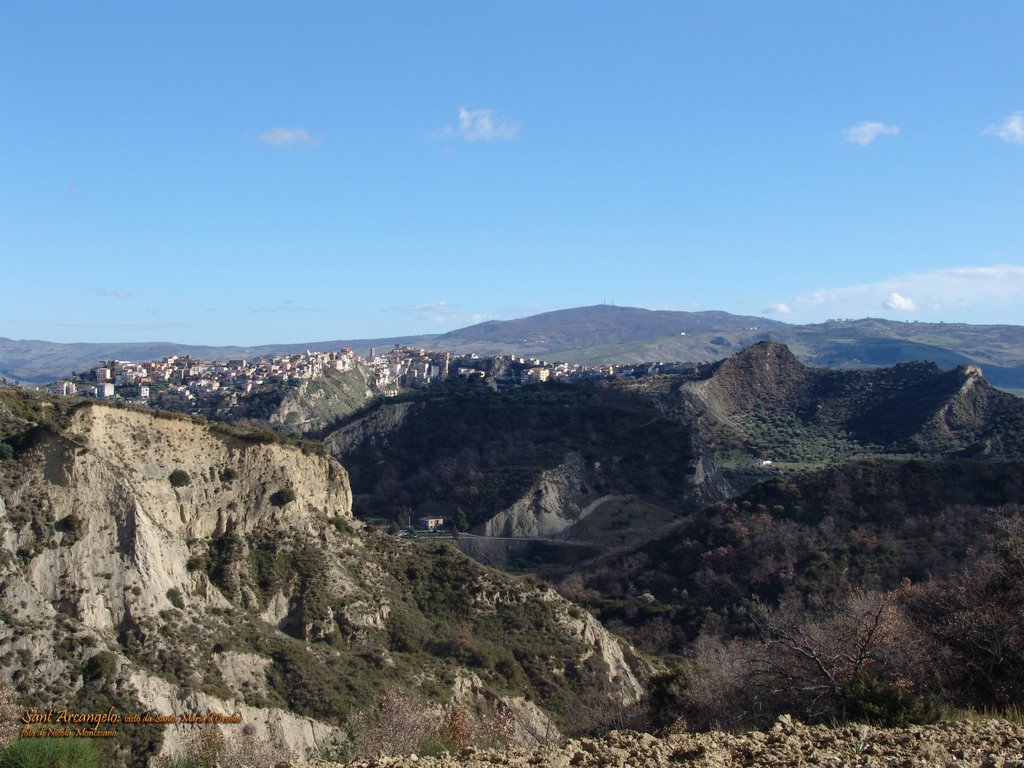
[
  {"left": 155, "top": 725, "right": 294, "bottom": 768},
  {"left": 153, "top": 729, "right": 226, "bottom": 768},
  {"left": 681, "top": 633, "right": 758, "bottom": 730},
  {"left": 354, "top": 688, "right": 437, "bottom": 758},
  {"left": 228, "top": 725, "right": 295, "bottom": 768},
  {"left": 562, "top": 679, "right": 651, "bottom": 737},
  {"left": 352, "top": 691, "right": 523, "bottom": 757},
  {"left": 435, "top": 703, "right": 474, "bottom": 751},
  {"left": 670, "top": 589, "right": 932, "bottom": 730},
  {"left": 0, "top": 684, "right": 21, "bottom": 749},
  {"left": 903, "top": 518, "right": 1024, "bottom": 708},
  {"left": 475, "top": 700, "right": 516, "bottom": 749}
]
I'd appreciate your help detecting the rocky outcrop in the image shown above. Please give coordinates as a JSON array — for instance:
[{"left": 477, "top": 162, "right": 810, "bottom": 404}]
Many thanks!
[
  {"left": 268, "top": 365, "right": 377, "bottom": 435},
  {"left": 547, "top": 594, "right": 647, "bottom": 705},
  {"left": 681, "top": 342, "right": 1024, "bottom": 460},
  {"left": 480, "top": 452, "right": 600, "bottom": 538},
  {"left": 0, "top": 404, "right": 355, "bottom": 758},
  {"left": 689, "top": 341, "right": 811, "bottom": 416},
  {"left": 126, "top": 668, "right": 343, "bottom": 757},
  {"left": 3, "top": 405, "right": 351, "bottom": 628},
  {"left": 324, "top": 400, "right": 414, "bottom": 456}
]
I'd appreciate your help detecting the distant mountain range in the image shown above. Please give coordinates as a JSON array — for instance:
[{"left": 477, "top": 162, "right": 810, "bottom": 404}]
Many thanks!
[{"left": 4, "top": 304, "right": 1024, "bottom": 390}]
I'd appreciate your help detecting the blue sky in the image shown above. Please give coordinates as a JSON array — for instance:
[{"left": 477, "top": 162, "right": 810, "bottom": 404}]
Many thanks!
[{"left": 2, "top": 2, "right": 1023, "bottom": 345}]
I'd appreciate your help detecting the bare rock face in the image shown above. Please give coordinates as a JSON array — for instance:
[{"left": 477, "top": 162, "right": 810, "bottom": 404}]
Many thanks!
[
  {"left": 551, "top": 600, "right": 646, "bottom": 705},
  {"left": 480, "top": 452, "right": 599, "bottom": 538},
  {"left": 323, "top": 400, "right": 414, "bottom": 455},
  {"left": 126, "top": 668, "right": 340, "bottom": 758},
  {"left": 6, "top": 405, "right": 352, "bottom": 632},
  {"left": 0, "top": 404, "right": 355, "bottom": 759},
  {"left": 268, "top": 365, "right": 377, "bottom": 435}
]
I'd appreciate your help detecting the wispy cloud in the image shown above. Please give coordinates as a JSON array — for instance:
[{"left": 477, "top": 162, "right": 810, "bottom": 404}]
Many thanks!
[
  {"left": 786, "top": 265, "right": 1024, "bottom": 320},
  {"left": 388, "top": 301, "right": 493, "bottom": 328},
  {"left": 459, "top": 107, "right": 520, "bottom": 142},
  {"left": 56, "top": 321, "right": 193, "bottom": 331},
  {"left": 984, "top": 112, "right": 1024, "bottom": 145},
  {"left": 764, "top": 302, "right": 794, "bottom": 316},
  {"left": 646, "top": 301, "right": 702, "bottom": 312},
  {"left": 257, "top": 127, "right": 321, "bottom": 147},
  {"left": 843, "top": 121, "right": 900, "bottom": 146},
  {"left": 429, "top": 124, "right": 454, "bottom": 140},
  {"left": 247, "top": 300, "right": 329, "bottom": 313},
  {"left": 432, "top": 108, "right": 521, "bottom": 144},
  {"left": 91, "top": 288, "right": 131, "bottom": 299}
]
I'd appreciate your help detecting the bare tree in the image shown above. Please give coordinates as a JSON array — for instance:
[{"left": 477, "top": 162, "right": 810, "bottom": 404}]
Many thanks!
[
  {"left": 681, "top": 633, "right": 758, "bottom": 730},
  {"left": 748, "top": 589, "right": 929, "bottom": 723}
]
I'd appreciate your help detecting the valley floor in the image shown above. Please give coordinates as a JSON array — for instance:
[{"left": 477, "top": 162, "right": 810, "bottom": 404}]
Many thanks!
[{"left": 321, "top": 717, "right": 1024, "bottom": 767}]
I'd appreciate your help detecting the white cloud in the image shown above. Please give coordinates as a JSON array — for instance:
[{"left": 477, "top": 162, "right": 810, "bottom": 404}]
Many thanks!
[
  {"left": 843, "top": 121, "right": 900, "bottom": 146},
  {"left": 764, "top": 302, "right": 794, "bottom": 316},
  {"left": 789, "top": 265, "right": 1024, "bottom": 321},
  {"left": 257, "top": 127, "right": 321, "bottom": 147},
  {"left": 984, "top": 112, "right": 1024, "bottom": 144},
  {"left": 457, "top": 107, "right": 520, "bottom": 142},
  {"left": 883, "top": 291, "right": 918, "bottom": 311}
]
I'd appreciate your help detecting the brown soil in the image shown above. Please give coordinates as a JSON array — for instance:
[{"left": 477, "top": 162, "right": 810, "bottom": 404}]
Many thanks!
[{"left": 317, "top": 716, "right": 1024, "bottom": 768}]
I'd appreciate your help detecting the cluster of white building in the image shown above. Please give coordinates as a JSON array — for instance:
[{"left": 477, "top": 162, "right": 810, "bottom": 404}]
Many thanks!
[
  {"left": 51, "top": 348, "right": 358, "bottom": 403},
  {"left": 48, "top": 343, "right": 695, "bottom": 408}
]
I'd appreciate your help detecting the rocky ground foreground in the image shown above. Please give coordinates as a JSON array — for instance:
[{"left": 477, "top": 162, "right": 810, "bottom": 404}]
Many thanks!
[{"left": 313, "top": 717, "right": 1024, "bottom": 768}]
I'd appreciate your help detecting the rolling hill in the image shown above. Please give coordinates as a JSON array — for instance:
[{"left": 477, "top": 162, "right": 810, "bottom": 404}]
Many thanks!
[{"left": 6, "top": 305, "right": 1024, "bottom": 391}]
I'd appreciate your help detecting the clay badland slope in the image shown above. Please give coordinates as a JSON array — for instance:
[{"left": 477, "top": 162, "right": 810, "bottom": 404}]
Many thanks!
[{"left": 0, "top": 396, "right": 647, "bottom": 767}]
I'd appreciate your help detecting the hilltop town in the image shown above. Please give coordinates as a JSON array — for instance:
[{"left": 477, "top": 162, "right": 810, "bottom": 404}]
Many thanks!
[{"left": 44, "top": 344, "right": 694, "bottom": 416}]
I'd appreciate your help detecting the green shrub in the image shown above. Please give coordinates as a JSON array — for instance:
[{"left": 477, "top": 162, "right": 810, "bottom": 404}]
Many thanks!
[
  {"left": 270, "top": 488, "right": 296, "bottom": 507},
  {"left": 0, "top": 737, "right": 104, "bottom": 768},
  {"left": 840, "top": 671, "right": 937, "bottom": 727},
  {"left": 56, "top": 515, "right": 83, "bottom": 544},
  {"left": 83, "top": 651, "right": 117, "bottom": 682},
  {"left": 166, "top": 588, "right": 185, "bottom": 609},
  {"left": 0, "top": 442, "right": 14, "bottom": 460},
  {"left": 168, "top": 470, "right": 191, "bottom": 488},
  {"left": 330, "top": 517, "right": 353, "bottom": 535}
]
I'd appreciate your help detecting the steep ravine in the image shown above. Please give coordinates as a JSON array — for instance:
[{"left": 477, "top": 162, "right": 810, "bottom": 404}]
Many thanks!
[{"left": 0, "top": 400, "right": 649, "bottom": 766}]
